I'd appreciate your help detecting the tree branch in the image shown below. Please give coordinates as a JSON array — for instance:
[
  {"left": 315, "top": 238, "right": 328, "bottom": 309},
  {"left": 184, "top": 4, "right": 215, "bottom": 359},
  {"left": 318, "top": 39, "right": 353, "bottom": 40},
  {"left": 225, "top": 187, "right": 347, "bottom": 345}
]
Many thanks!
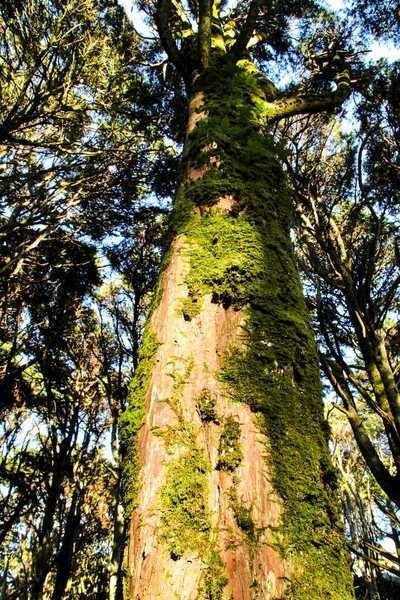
[
  {"left": 231, "top": 0, "right": 262, "bottom": 58},
  {"left": 155, "top": 0, "right": 186, "bottom": 79},
  {"left": 349, "top": 545, "right": 400, "bottom": 577},
  {"left": 269, "top": 69, "right": 351, "bottom": 122},
  {"left": 322, "top": 355, "right": 400, "bottom": 508},
  {"left": 198, "top": 0, "right": 212, "bottom": 70}
]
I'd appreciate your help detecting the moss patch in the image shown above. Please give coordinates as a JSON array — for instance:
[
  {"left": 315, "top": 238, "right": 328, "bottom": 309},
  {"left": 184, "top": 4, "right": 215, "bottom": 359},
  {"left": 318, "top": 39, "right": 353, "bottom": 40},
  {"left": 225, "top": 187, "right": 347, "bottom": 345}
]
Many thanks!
[
  {"left": 156, "top": 361, "right": 229, "bottom": 597},
  {"left": 201, "top": 549, "right": 229, "bottom": 600},
  {"left": 216, "top": 415, "right": 243, "bottom": 471},
  {"left": 160, "top": 444, "right": 210, "bottom": 558},
  {"left": 227, "top": 481, "right": 256, "bottom": 541},
  {"left": 119, "top": 328, "right": 160, "bottom": 520},
  {"left": 178, "top": 295, "right": 204, "bottom": 320},
  {"left": 196, "top": 389, "right": 219, "bottom": 422}
]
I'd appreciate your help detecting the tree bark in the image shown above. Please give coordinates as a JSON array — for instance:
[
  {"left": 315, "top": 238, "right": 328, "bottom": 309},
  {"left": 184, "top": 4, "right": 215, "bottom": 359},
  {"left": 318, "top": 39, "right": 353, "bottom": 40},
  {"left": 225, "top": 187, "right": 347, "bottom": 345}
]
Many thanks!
[
  {"left": 50, "top": 490, "right": 82, "bottom": 600},
  {"left": 109, "top": 480, "right": 126, "bottom": 600},
  {"left": 123, "top": 56, "right": 355, "bottom": 599},
  {"left": 31, "top": 435, "right": 72, "bottom": 600}
]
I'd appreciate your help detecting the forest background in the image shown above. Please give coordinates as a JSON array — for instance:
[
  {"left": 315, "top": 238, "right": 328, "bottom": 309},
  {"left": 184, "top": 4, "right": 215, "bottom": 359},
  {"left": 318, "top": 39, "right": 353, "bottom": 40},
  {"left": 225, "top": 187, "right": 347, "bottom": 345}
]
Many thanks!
[{"left": 0, "top": 0, "right": 399, "bottom": 599}]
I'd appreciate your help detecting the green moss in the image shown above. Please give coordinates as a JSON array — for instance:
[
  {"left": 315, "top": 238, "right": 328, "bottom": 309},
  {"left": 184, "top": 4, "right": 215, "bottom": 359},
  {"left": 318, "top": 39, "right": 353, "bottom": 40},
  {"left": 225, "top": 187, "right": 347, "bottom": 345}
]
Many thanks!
[
  {"left": 196, "top": 389, "right": 219, "bottom": 422},
  {"left": 178, "top": 295, "right": 204, "bottom": 320},
  {"left": 157, "top": 374, "right": 211, "bottom": 558},
  {"left": 184, "top": 211, "right": 266, "bottom": 309},
  {"left": 226, "top": 477, "right": 256, "bottom": 541},
  {"left": 155, "top": 360, "right": 228, "bottom": 596},
  {"left": 220, "top": 335, "right": 353, "bottom": 597},
  {"left": 122, "top": 557, "right": 131, "bottom": 600},
  {"left": 232, "top": 500, "right": 255, "bottom": 539},
  {"left": 217, "top": 415, "right": 243, "bottom": 471},
  {"left": 164, "top": 355, "right": 194, "bottom": 416},
  {"left": 160, "top": 445, "right": 210, "bottom": 558},
  {"left": 158, "top": 426, "right": 228, "bottom": 596},
  {"left": 201, "top": 550, "right": 229, "bottom": 600},
  {"left": 234, "top": 502, "right": 255, "bottom": 537},
  {"left": 119, "top": 328, "right": 160, "bottom": 520}
]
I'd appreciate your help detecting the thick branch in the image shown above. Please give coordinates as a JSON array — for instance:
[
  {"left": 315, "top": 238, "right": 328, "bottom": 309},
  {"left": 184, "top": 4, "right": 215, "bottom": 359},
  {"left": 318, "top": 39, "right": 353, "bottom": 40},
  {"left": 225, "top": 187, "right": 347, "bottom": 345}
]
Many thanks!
[
  {"left": 348, "top": 545, "right": 400, "bottom": 578},
  {"left": 198, "top": 0, "right": 212, "bottom": 69},
  {"left": 373, "top": 336, "right": 400, "bottom": 432},
  {"left": 155, "top": 0, "right": 186, "bottom": 78},
  {"left": 269, "top": 70, "right": 351, "bottom": 122},
  {"left": 231, "top": 0, "right": 262, "bottom": 58},
  {"left": 364, "top": 542, "right": 400, "bottom": 567}
]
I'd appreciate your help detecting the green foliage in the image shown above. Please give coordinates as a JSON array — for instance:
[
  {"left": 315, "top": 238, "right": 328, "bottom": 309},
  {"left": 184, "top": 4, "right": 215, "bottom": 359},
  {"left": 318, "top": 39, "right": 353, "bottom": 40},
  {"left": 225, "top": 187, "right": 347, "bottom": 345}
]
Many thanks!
[
  {"left": 283, "top": 62, "right": 400, "bottom": 591},
  {"left": 349, "top": 0, "right": 400, "bottom": 43},
  {"left": 216, "top": 416, "right": 243, "bottom": 471},
  {"left": 0, "top": 0, "right": 167, "bottom": 418}
]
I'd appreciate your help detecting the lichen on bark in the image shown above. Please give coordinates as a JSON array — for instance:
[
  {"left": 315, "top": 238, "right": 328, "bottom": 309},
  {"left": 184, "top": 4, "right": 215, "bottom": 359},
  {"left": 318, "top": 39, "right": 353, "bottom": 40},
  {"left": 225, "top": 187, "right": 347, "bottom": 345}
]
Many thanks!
[{"left": 154, "top": 358, "right": 230, "bottom": 598}]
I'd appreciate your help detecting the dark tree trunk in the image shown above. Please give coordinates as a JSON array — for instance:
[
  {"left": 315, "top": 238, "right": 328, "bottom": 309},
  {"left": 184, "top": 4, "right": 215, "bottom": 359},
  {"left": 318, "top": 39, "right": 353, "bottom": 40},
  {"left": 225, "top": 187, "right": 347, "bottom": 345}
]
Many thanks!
[{"left": 50, "top": 490, "right": 82, "bottom": 600}]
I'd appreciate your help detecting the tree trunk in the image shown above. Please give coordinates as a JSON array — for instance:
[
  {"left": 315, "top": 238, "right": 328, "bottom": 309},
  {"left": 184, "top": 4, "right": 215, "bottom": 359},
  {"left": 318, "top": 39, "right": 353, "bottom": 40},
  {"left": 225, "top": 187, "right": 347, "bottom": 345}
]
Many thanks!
[
  {"left": 31, "top": 437, "right": 71, "bottom": 600},
  {"left": 122, "top": 57, "right": 355, "bottom": 599},
  {"left": 50, "top": 490, "right": 82, "bottom": 600},
  {"left": 109, "top": 480, "right": 126, "bottom": 600}
]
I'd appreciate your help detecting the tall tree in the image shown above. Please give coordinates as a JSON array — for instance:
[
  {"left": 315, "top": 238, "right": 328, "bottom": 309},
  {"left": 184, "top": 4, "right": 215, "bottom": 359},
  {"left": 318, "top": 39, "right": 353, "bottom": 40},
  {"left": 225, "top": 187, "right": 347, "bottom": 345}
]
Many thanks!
[{"left": 120, "top": 2, "right": 356, "bottom": 598}]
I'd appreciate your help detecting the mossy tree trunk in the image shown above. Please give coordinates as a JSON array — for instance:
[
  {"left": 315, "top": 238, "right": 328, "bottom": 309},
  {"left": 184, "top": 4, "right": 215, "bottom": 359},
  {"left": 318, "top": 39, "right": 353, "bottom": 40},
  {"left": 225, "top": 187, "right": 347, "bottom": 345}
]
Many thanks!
[{"left": 121, "top": 53, "right": 355, "bottom": 600}]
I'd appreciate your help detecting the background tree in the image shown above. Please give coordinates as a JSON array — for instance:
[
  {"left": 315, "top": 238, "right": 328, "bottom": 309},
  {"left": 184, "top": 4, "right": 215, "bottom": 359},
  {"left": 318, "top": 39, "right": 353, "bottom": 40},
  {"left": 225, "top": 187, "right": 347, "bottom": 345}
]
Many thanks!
[
  {"left": 279, "top": 49, "right": 399, "bottom": 597},
  {"left": 0, "top": 0, "right": 161, "bottom": 412},
  {"left": 0, "top": 298, "right": 113, "bottom": 600},
  {"left": 282, "top": 57, "right": 399, "bottom": 508},
  {"left": 0, "top": 1, "right": 167, "bottom": 598},
  {"left": 330, "top": 410, "right": 400, "bottom": 600}
]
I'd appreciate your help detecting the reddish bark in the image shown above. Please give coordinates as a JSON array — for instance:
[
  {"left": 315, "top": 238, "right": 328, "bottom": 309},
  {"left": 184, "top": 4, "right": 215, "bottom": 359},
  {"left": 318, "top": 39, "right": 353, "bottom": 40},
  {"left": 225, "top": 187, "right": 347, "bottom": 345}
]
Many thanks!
[{"left": 128, "top": 239, "right": 287, "bottom": 599}]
